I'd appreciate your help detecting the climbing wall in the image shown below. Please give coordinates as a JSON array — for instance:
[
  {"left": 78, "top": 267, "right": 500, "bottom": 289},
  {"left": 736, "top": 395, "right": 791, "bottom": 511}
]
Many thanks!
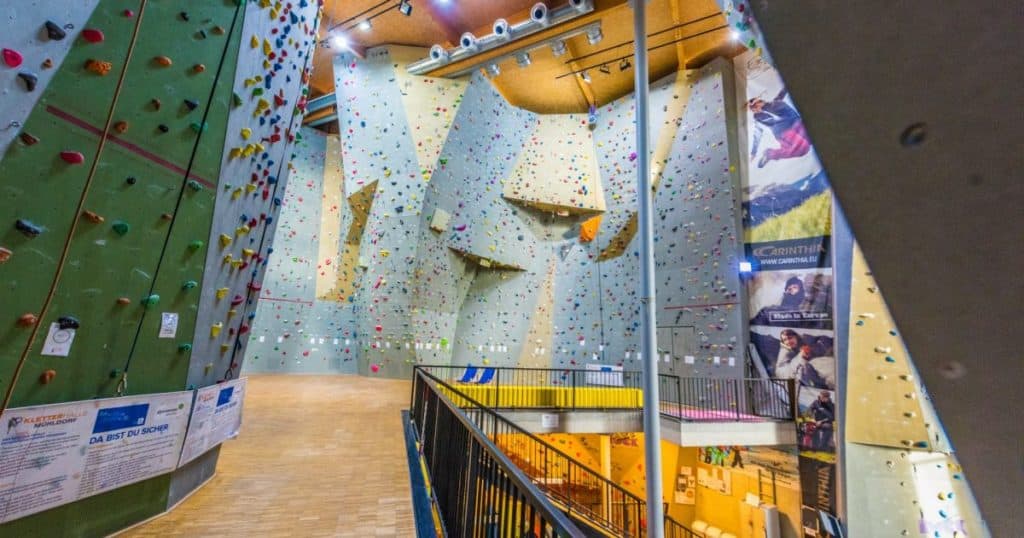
[
  {"left": 839, "top": 240, "right": 986, "bottom": 537},
  {"left": 0, "top": 0, "right": 321, "bottom": 535},
  {"left": 317, "top": 47, "right": 748, "bottom": 378},
  {"left": 243, "top": 128, "right": 358, "bottom": 374}
]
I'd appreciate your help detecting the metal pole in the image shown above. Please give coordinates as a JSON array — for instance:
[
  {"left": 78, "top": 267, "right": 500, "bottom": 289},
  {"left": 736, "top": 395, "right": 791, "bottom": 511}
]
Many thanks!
[{"left": 631, "top": 1, "right": 664, "bottom": 535}]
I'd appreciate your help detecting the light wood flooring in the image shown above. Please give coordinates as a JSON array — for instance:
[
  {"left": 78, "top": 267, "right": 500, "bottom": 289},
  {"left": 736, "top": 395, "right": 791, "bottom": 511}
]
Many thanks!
[{"left": 122, "top": 374, "right": 416, "bottom": 537}]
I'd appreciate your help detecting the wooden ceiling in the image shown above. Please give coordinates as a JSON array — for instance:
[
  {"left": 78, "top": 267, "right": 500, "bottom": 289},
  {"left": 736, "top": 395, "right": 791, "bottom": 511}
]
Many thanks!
[{"left": 311, "top": 0, "right": 742, "bottom": 113}]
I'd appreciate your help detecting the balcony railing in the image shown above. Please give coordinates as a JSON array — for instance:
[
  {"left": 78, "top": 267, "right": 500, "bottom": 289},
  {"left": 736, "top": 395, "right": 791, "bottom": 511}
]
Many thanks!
[
  {"left": 416, "top": 365, "right": 795, "bottom": 422},
  {"left": 410, "top": 367, "right": 585, "bottom": 536},
  {"left": 412, "top": 368, "right": 698, "bottom": 537}
]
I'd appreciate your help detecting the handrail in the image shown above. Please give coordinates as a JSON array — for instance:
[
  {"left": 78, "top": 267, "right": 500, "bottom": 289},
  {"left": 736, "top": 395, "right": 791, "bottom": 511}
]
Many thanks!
[
  {"left": 411, "top": 367, "right": 585, "bottom": 536},
  {"left": 416, "top": 365, "right": 795, "bottom": 421},
  {"left": 414, "top": 368, "right": 700, "bottom": 537}
]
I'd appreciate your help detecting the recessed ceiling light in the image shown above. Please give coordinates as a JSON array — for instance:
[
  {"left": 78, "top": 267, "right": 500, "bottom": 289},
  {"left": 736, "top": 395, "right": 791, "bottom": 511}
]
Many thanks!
[{"left": 731, "top": 30, "right": 741, "bottom": 41}]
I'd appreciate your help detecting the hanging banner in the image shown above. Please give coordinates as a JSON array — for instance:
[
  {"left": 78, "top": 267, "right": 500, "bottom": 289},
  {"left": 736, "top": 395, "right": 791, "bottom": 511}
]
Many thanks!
[
  {"left": 178, "top": 378, "right": 247, "bottom": 466},
  {"left": 736, "top": 48, "right": 839, "bottom": 535},
  {"left": 0, "top": 391, "right": 193, "bottom": 524}
]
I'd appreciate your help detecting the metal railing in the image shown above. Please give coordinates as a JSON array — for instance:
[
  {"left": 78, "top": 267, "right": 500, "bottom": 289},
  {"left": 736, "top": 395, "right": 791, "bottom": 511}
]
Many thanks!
[
  {"left": 416, "top": 365, "right": 795, "bottom": 421},
  {"left": 412, "top": 368, "right": 697, "bottom": 537},
  {"left": 410, "top": 369, "right": 585, "bottom": 537},
  {"left": 657, "top": 375, "right": 796, "bottom": 421}
]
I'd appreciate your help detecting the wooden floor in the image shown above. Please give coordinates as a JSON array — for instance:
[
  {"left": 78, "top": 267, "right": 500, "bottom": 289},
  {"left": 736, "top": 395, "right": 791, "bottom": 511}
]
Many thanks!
[{"left": 123, "top": 375, "right": 416, "bottom": 537}]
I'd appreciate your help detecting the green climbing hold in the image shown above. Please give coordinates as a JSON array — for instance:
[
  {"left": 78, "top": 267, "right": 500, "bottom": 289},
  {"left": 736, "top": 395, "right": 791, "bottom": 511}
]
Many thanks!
[
  {"left": 187, "top": 179, "right": 203, "bottom": 191},
  {"left": 189, "top": 239, "right": 205, "bottom": 250},
  {"left": 232, "top": 92, "right": 242, "bottom": 108},
  {"left": 178, "top": 343, "right": 193, "bottom": 352},
  {"left": 111, "top": 220, "right": 130, "bottom": 235},
  {"left": 109, "top": 369, "right": 121, "bottom": 379},
  {"left": 190, "top": 121, "right": 208, "bottom": 133},
  {"left": 182, "top": 280, "right": 198, "bottom": 290},
  {"left": 141, "top": 294, "right": 160, "bottom": 307}
]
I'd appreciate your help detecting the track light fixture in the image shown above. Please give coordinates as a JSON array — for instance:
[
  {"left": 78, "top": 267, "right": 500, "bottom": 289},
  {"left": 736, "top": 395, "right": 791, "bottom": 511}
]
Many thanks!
[
  {"left": 598, "top": 64, "right": 610, "bottom": 74},
  {"left": 515, "top": 52, "right": 531, "bottom": 68},
  {"left": 398, "top": 0, "right": 413, "bottom": 16},
  {"left": 358, "top": 20, "right": 372, "bottom": 32},
  {"left": 580, "top": 70, "right": 591, "bottom": 83},
  {"left": 486, "top": 63, "right": 500, "bottom": 76},
  {"left": 586, "top": 26, "right": 603, "bottom": 45},
  {"left": 619, "top": 58, "right": 631, "bottom": 71}
]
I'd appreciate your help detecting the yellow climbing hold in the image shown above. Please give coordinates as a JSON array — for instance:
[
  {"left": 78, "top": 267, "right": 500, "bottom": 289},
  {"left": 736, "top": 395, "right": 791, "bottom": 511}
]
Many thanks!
[
  {"left": 210, "top": 322, "right": 223, "bottom": 337},
  {"left": 216, "top": 287, "right": 229, "bottom": 299},
  {"left": 219, "top": 233, "right": 232, "bottom": 247},
  {"left": 250, "top": 35, "right": 259, "bottom": 49},
  {"left": 242, "top": 248, "right": 255, "bottom": 258},
  {"left": 240, "top": 127, "right": 252, "bottom": 140},
  {"left": 236, "top": 225, "right": 250, "bottom": 235}
]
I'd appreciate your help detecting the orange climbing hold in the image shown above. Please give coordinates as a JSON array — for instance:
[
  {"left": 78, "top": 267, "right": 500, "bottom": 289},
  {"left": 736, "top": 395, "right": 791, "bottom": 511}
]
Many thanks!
[
  {"left": 0, "top": 247, "right": 11, "bottom": 263},
  {"left": 39, "top": 369, "right": 57, "bottom": 384},
  {"left": 81, "top": 210, "right": 104, "bottom": 223},
  {"left": 116, "top": 297, "right": 132, "bottom": 305},
  {"left": 153, "top": 55, "right": 172, "bottom": 67},
  {"left": 85, "top": 58, "right": 112, "bottom": 75},
  {"left": 580, "top": 215, "right": 602, "bottom": 242},
  {"left": 113, "top": 120, "right": 128, "bottom": 133},
  {"left": 192, "top": 63, "right": 206, "bottom": 73},
  {"left": 17, "top": 313, "right": 38, "bottom": 327}
]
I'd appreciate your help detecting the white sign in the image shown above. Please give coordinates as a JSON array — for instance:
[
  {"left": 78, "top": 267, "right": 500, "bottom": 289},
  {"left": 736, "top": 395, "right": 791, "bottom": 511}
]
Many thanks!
[
  {"left": 541, "top": 414, "right": 560, "bottom": 428},
  {"left": 0, "top": 391, "right": 193, "bottom": 523},
  {"left": 159, "top": 313, "right": 179, "bottom": 338},
  {"left": 585, "top": 363, "right": 624, "bottom": 387},
  {"left": 178, "top": 378, "right": 247, "bottom": 466},
  {"left": 40, "top": 323, "right": 76, "bottom": 357}
]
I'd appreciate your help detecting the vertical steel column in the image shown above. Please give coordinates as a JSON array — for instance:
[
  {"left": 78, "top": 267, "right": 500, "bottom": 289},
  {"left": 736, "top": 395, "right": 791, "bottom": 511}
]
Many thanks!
[{"left": 631, "top": 0, "right": 664, "bottom": 535}]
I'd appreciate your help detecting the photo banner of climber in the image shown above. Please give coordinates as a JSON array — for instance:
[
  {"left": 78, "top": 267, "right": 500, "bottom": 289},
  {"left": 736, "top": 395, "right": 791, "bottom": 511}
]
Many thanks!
[{"left": 736, "top": 49, "right": 838, "bottom": 536}]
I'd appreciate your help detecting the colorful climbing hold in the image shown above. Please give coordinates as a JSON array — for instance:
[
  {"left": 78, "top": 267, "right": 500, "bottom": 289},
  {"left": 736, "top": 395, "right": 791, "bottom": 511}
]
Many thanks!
[
  {"left": 44, "top": 21, "right": 67, "bottom": 41},
  {"left": 85, "top": 59, "right": 112, "bottom": 75},
  {"left": 15, "top": 219, "right": 43, "bottom": 237},
  {"left": 81, "top": 29, "right": 105, "bottom": 43},
  {"left": 141, "top": 294, "right": 160, "bottom": 307},
  {"left": 0, "top": 247, "right": 11, "bottom": 263},
  {"left": 111, "top": 221, "right": 130, "bottom": 235},
  {"left": 60, "top": 151, "right": 84, "bottom": 164},
  {"left": 17, "top": 72, "right": 38, "bottom": 91},
  {"left": 2, "top": 48, "right": 23, "bottom": 68},
  {"left": 19, "top": 133, "right": 39, "bottom": 146},
  {"left": 39, "top": 369, "right": 57, "bottom": 384},
  {"left": 153, "top": 56, "right": 173, "bottom": 67},
  {"left": 81, "top": 210, "right": 104, "bottom": 223},
  {"left": 17, "top": 313, "right": 38, "bottom": 327}
]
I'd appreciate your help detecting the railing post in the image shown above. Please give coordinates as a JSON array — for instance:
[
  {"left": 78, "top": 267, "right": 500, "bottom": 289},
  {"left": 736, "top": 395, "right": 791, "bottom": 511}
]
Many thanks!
[
  {"left": 733, "top": 378, "right": 741, "bottom": 420},
  {"left": 571, "top": 370, "right": 577, "bottom": 410},
  {"left": 495, "top": 368, "right": 501, "bottom": 408}
]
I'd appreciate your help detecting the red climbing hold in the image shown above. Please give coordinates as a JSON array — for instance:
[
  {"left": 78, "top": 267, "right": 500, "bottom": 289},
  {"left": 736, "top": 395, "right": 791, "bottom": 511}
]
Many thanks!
[
  {"left": 82, "top": 29, "right": 105, "bottom": 43},
  {"left": 60, "top": 151, "right": 85, "bottom": 164},
  {"left": 2, "top": 48, "right": 23, "bottom": 68},
  {"left": 230, "top": 295, "right": 245, "bottom": 306},
  {"left": 17, "top": 313, "right": 38, "bottom": 327},
  {"left": 39, "top": 369, "right": 57, "bottom": 384}
]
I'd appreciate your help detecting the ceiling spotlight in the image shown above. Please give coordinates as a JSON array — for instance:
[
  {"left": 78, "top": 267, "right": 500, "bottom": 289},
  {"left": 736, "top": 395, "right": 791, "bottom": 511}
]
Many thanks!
[
  {"left": 619, "top": 58, "right": 631, "bottom": 71},
  {"left": 580, "top": 70, "right": 591, "bottom": 83},
  {"left": 398, "top": 0, "right": 413, "bottom": 16},
  {"left": 550, "top": 39, "right": 567, "bottom": 57},
  {"left": 358, "top": 20, "right": 372, "bottom": 32},
  {"left": 330, "top": 34, "right": 349, "bottom": 51},
  {"left": 598, "top": 64, "right": 610, "bottom": 75},
  {"left": 515, "top": 52, "right": 531, "bottom": 68},
  {"left": 586, "top": 26, "right": 603, "bottom": 45},
  {"left": 731, "top": 30, "right": 741, "bottom": 41},
  {"left": 486, "top": 63, "right": 500, "bottom": 77}
]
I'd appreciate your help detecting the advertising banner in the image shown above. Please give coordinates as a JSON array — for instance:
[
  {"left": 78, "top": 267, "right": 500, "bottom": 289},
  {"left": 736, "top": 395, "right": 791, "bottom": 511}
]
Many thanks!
[
  {"left": 0, "top": 391, "right": 193, "bottom": 524},
  {"left": 178, "top": 378, "right": 247, "bottom": 467},
  {"left": 736, "top": 48, "right": 839, "bottom": 534}
]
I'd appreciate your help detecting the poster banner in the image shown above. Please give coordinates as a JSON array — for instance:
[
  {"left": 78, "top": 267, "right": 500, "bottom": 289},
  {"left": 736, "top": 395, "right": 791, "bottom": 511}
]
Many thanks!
[
  {"left": 799, "top": 455, "right": 838, "bottom": 537},
  {"left": 748, "top": 268, "right": 833, "bottom": 328},
  {"left": 0, "top": 391, "right": 193, "bottom": 524},
  {"left": 674, "top": 466, "right": 696, "bottom": 505},
  {"left": 178, "top": 378, "right": 247, "bottom": 467}
]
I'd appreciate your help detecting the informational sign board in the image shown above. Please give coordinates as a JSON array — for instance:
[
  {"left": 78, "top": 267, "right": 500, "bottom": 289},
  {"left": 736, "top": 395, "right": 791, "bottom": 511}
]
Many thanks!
[
  {"left": 178, "top": 378, "right": 247, "bottom": 467},
  {"left": 0, "top": 391, "right": 193, "bottom": 523},
  {"left": 584, "top": 363, "right": 624, "bottom": 387}
]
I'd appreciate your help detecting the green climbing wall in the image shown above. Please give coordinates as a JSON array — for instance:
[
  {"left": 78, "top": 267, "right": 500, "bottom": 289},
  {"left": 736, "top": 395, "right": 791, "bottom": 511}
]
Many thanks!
[{"left": 0, "top": 0, "right": 322, "bottom": 535}]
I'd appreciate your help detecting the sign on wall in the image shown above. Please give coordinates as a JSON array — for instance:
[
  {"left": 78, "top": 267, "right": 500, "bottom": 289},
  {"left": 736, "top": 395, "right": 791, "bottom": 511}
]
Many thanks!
[
  {"left": 0, "top": 391, "right": 193, "bottom": 524},
  {"left": 178, "top": 378, "right": 247, "bottom": 467}
]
